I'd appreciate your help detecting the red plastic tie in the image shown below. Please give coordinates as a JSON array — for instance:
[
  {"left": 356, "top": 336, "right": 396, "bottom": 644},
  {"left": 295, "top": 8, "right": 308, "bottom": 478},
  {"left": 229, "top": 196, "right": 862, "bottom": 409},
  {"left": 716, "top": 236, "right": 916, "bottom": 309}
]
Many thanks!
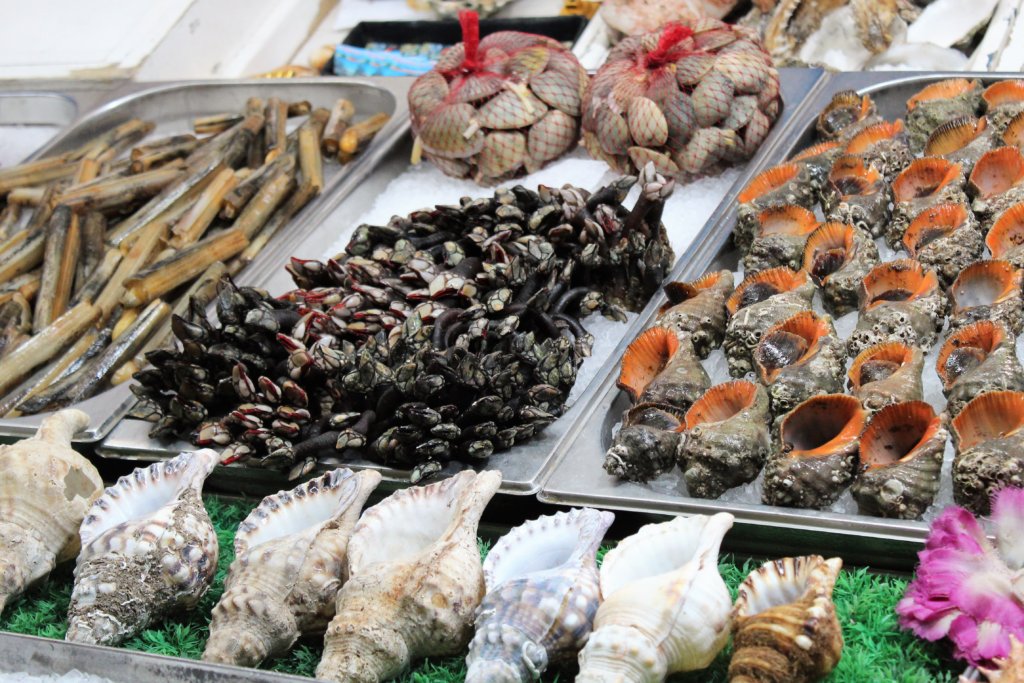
[
  {"left": 643, "top": 23, "right": 696, "bottom": 69},
  {"left": 459, "top": 10, "right": 481, "bottom": 72}
]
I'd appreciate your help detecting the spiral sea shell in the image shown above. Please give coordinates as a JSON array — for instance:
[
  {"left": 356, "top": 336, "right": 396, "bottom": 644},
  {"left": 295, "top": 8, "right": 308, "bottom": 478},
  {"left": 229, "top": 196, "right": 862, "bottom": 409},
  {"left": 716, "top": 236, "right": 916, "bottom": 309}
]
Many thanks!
[
  {"left": 887, "top": 157, "right": 967, "bottom": 249},
  {"left": 969, "top": 147, "right": 1024, "bottom": 230},
  {"left": 938, "top": 320, "right": 1024, "bottom": 418},
  {"left": 847, "top": 259, "right": 946, "bottom": 356},
  {"left": 987, "top": 202, "right": 1024, "bottom": 269},
  {"left": 948, "top": 260, "right": 1024, "bottom": 335},
  {"left": 983, "top": 80, "right": 1024, "bottom": 132},
  {"left": 655, "top": 270, "right": 734, "bottom": 359},
  {"left": 735, "top": 163, "right": 818, "bottom": 253},
  {"left": 604, "top": 401, "right": 687, "bottom": 483},
  {"left": 741, "top": 205, "right": 818, "bottom": 274},
  {"left": 952, "top": 391, "right": 1024, "bottom": 515},
  {"left": 821, "top": 155, "right": 891, "bottom": 239},
  {"left": 905, "top": 78, "right": 982, "bottom": 153},
  {"left": 924, "top": 116, "right": 995, "bottom": 175},
  {"left": 803, "top": 221, "right": 879, "bottom": 317},
  {"left": 816, "top": 90, "right": 878, "bottom": 141},
  {"left": 847, "top": 341, "right": 925, "bottom": 411},
  {"left": 844, "top": 120, "right": 911, "bottom": 182},
  {"left": 617, "top": 327, "right": 710, "bottom": 412},
  {"left": 789, "top": 140, "right": 842, "bottom": 188},
  {"left": 902, "top": 203, "right": 984, "bottom": 288}
]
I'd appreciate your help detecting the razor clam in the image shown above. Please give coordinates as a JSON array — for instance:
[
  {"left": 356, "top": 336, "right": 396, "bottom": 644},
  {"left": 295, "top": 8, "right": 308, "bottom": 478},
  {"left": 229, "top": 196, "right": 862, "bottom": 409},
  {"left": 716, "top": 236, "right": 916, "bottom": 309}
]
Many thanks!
[
  {"left": 754, "top": 311, "right": 846, "bottom": 417},
  {"left": 654, "top": 270, "right": 733, "bottom": 358},
  {"left": 66, "top": 449, "right": 219, "bottom": 645},
  {"left": 734, "top": 163, "right": 817, "bottom": 253},
  {"left": 902, "top": 203, "right": 984, "bottom": 287},
  {"left": 848, "top": 341, "right": 925, "bottom": 411},
  {"left": 465, "top": 508, "right": 614, "bottom": 683},
  {"left": 887, "top": 157, "right": 967, "bottom": 249},
  {"left": 905, "top": 78, "right": 983, "bottom": 153},
  {"left": 821, "top": 155, "right": 890, "bottom": 239},
  {"left": 952, "top": 391, "right": 1024, "bottom": 515},
  {"left": 741, "top": 204, "right": 819, "bottom": 274},
  {"left": 816, "top": 90, "right": 879, "bottom": 141},
  {"left": 762, "top": 394, "right": 868, "bottom": 509},
  {"left": 983, "top": 80, "right": 1024, "bottom": 133},
  {"left": 851, "top": 401, "right": 947, "bottom": 519},
  {"left": 969, "top": 147, "right": 1024, "bottom": 230},
  {"left": 803, "top": 221, "right": 879, "bottom": 317},
  {"left": 847, "top": 259, "right": 947, "bottom": 356},
  {"left": 925, "top": 116, "right": 996, "bottom": 175},
  {"left": 843, "top": 119, "right": 912, "bottom": 181},
  {"left": 616, "top": 327, "right": 710, "bottom": 410},
  {"left": 987, "top": 202, "right": 1024, "bottom": 268},
  {"left": 938, "top": 320, "right": 1024, "bottom": 417},
  {"left": 678, "top": 380, "right": 771, "bottom": 499},
  {"left": 603, "top": 402, "right": 687, "bottom": 483},
  {"left": 724, "top": 268, "right": 817, "bottom": 378},
  {"left": 947, "top": 259, "right": 1024, "bottom": 335}
]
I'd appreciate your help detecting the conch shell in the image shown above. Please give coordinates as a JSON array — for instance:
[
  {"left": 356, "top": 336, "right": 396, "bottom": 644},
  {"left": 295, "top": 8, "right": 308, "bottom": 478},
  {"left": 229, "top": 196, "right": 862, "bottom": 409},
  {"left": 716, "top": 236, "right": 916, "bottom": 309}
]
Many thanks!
[
  {"left": 678, "top": 380, "right": 771, "bottom": 499},
  {"left": 952, "top": 391, "right": 1024, "bottom": 515},
  {"left": 924, "top": 116, "right": 996, "bottom": 174},
  {"left": 465, "top": 507, "right": 614, "bottom": 683},
  {"left": 728, "top": 555, "right": 844, "bottom": 683},
  {"left": 604, "top": 401, "right": 687, "bottom": 483},
  {"left": 847, "top": 341, "right": 925, "bottom": 411},
  {"left": 851, "top": 401, "right": 947, "bottom": 519},
  {"left": 735, "top": 163, "right": 818, "bottom": 253},
  {"left": 816, "top": 90, "right": 878, "bottom": 141},
  {"left": 66, "top": 449, "right": 220, "bottom": 645},
  {"left": 938, "top": 320, "right": 1024, "bottom": 418},
  {"left": 844, "top": 119, "right": 911, "bottom": 181},
  {"left": 762, "top": 394, "right": 868, "bottom": 509},
  {"left": 655, "top": 270, "right": 734, "bottom": 358},
  {"left": 203, "top": 468, "right": 383, "bottom": 667},
  {"left": 983, "top": 80, "right": 1024, "bottom": 132},
  {"left": 821, "top": 155, "right": 890, "bottom": 239},
  {"left": 905, "top": 78, "right": 982, "bottom": 153},
  {"left": 789, "top": 140, "right": 842, "bottom": 187},
  {"left": 887, "top": 157, "right": 967, "bottom": 248},
  {"left": 948, "top": 259, "right": 1024, "bottom": 335},
  {"left": 969, "top": 146, "right": 1024, "bottom": 230},
  {"left": 316, "top": 470, "right": 502, "bottom": 683},
  {"left": 902, "top": 203, "right": 984, "bottom": 288},
  {"left": 802, "top": 221, "right": 879, "bottom": 317},
  {"left": 753, "top": 311, "right": 846, "bottom": 416},
  {"left": 0, "top": 409, "right": 102, "bottom": 614},
  {"left": 741, "top": 205, "right": 819, "bottom": 274},
  {"left": 617, "top": 327, "right": 710, "bottom": 410},
  {"left": 987, "top": 202, "right": 1024, "bottom": 269},
  {"left": 847, "top": 259, "right": 946, "bottom": 356},
  {"left": 576, "top": 514, "right": 734, "bottom": 682}
]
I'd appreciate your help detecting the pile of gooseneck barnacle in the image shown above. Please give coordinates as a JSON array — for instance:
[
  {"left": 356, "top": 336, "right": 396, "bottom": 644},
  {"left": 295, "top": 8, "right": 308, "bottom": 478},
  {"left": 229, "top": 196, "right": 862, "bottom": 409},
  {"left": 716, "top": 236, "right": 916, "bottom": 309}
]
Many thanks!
[{"left": 132, "top": 164, "right": 675, "bottom": 480}]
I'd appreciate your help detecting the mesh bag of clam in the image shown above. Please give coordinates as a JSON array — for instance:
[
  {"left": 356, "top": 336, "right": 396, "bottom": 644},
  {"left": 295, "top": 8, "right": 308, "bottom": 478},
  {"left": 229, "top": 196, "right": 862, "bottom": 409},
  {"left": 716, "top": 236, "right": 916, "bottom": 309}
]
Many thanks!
[{"left": 602, "top": 77, "right": 1024, "bottom": 522}]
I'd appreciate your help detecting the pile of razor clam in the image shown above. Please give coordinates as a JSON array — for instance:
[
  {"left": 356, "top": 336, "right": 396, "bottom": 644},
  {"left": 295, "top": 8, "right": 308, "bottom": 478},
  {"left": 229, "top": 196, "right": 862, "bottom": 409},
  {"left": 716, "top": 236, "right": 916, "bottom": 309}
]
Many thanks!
[
  {"left": 0, "top": 96, "right": 388, "bottom": 417},
  {"left": 607, "top": 78, "right": 1024, "bottom": 521}
]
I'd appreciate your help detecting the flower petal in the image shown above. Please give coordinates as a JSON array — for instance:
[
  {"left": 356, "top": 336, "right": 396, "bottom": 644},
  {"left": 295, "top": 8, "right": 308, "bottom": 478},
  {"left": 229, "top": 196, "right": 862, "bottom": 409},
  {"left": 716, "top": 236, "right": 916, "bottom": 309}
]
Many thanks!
[{"left": 994, "top": 487, "right": 1024, "bottom": 570}]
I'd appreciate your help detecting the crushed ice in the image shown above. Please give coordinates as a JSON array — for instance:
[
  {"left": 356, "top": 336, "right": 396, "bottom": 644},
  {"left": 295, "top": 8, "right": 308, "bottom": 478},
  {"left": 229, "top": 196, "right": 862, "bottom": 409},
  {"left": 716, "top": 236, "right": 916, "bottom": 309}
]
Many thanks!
[{"left": 0, "top": 672, "right": 113, "bottom": 683}]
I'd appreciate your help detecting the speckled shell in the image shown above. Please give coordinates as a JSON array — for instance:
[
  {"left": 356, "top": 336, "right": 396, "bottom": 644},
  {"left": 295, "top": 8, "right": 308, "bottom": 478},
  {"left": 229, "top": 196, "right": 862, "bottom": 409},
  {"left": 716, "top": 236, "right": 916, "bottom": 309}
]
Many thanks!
[
  {"left": 816, "top": 90, "right": 878, "bottom": 141},
  {"left": 754, "top": 311, "right": 846, "bottom": 417},
  {"left": 887, "top": 157, "right": 967, "bottom": 249},
  {"left": 789, "top": 141, "right": 843, "bottom": 188},
  {"left": 203, "top": 469, "right": 382, "bottom": 668},
  {"left": 576, "top": 514, "right": 734, "bottom": 683},
  {"left": 728, "top": 555, "right": 844, "bottom": 683},
  {"left": 741, "top": 205, "right": 819, "bottom": 274},
  {"left": 465, "top": 508, "right": 614, "bottom": 683},
  {"left": 66, "top": 449, "right": 219, "bottom": 646},
  {"left": 847, "top": 341, "right": 925, "bottom": 411},
  {"left": 844, "top": 120, "right": 912, "bottom": 181},
  {"left": 735, "top": 163, "right": 818, "bottom": 253},
  {"left": 847, "top": 259, "right": 947, "bottom": 357},
  {"left": 948, "top": 259, "right": 1024, "bottom": 335},
  {"left": 925, "top": 116, "right": 996, "bottom": 174},
  {"left": 938, "top": 320, "right": 1024, "bottom": 417},
  {"left": 905, "top": 78, "right": 982, "bottom": 153},
  {"left": 0, "top": 410, "right": 102, "bottom": 615},
  {"left": 902, "top": 203, "right": 984, "bottom": 288},
  {"left": 969, "top": 147, "right": 1024, "bottom": 230},
  {"left": 821, "top": 155, "right": 891, "bottom": 239},
  {"left": 656, "top": 270, "right": 734, "bottom": 359},
  {"left": 983, "top": 81, "right": 1024, "bottom": 132},
  {"left": 803, "top": 222, "right": 879, "bottom": 317},
  {"left": 952, "top": 391, "right": 1024, "bottom": 515},
  {"left": 724, "top": 268, "right": 816, "bottom": 378},
  {"left": 317, "top": 471, "right": 501, "bottom": 683},
  {"left": 604, "top": 402, "right": 686, "bottom": 483},
  {"left": 987, "top": 202, "right": 1024, "bottom": 269},
  {"left": 678, "top": 381, "right": 771, "bottom": 499},
  {"left": 762, "top": 395, "right": 868, "bottom": 509},
  {"left": 851, "top": 401, "right": 947, "bottom": 519}
]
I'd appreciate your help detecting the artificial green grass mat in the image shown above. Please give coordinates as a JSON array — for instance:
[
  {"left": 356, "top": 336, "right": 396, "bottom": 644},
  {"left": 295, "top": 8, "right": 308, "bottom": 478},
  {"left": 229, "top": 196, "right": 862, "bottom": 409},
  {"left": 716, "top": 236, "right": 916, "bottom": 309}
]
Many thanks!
[{"left": 0, "top": 495, "right": 964, "bottom": 682}]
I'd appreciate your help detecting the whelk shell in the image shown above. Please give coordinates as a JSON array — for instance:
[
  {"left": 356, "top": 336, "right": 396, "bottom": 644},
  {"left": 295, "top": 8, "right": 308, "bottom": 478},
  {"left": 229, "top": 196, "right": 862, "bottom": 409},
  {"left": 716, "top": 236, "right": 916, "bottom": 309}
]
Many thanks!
[
  {"left": 679, "top": 380, "right": 771, "bottom": 499},
  {"left": 762, "top": 394, "right": 868, "bottom": 509},
  {"left": 617, "top": 326, "right": 710, "bottom": 410},
  {"left": 821, "top": 155, "right": 890, "bottom": 239},
  {"left": 202, "top": 468, "right": 382, "bottom": 667},
  {"left": 576, "top": 514, "right": 734, "bottom": 682},
  {"left": 728, "top": 555, "right": 844, "bottom": 683},
  {"left": 969, "top": 146, "right": 1024, "bottom": 228},
  {"left": 741, "top": 204, "right": 819, "bottom": 274},
  {"left": 789, "top": 140, "right": 842, "bottom": 187},
  {"left": 316, "top": 470, "right": 502, "bottom": 683},
  {"left": 734, "top": 163, "right": 817, "bottom": 252},
  {"left": 924, "top": 116, "right": 994, "bottom": 173},
  {"left": 465, "top": 508, "right": 614, "bottom": 683},
  {"left": 851, "top": 401, "right": 947, "bottom": 519},
  {"left": 844, "top": 120, "right": 911, "bottom": 180},
  {"left": 983, "top": 80, "right": 1024, "bottom": 132},
  {"left": 888, "top": 157, "right": 966, "bottom": 248},
  {"left": 802, "top": 221, "right": 879, "bottom": 317},
  {"left": 847, "top": 341, "right": 925, "bottom": 411},
  {"left": 66, "top": 449, "right": 220, "bottom": 646},
  {"left": 656, "top": 270, "right": 734, "bottom": 358},
  {"left": 816, "top": 90, "right": 877, "bottom": 141},
  {"left": 604, "top": 401, "right": 687, "bottom": 483},
  {"left": 1004, "top": 110, "right": 1024, "bottom": 150},
  {"left": 847, "top": 259, "right": 946, "bottom": 356},
  {"left": 0, "top": 410, "right": 102, "bottom": 614},
  {"left": 987, "top": 202, "right": 1024, "bottom": 268},
  {"left": 902, "top": 203, "right": 984, "bottom": 287},
  {"left": 905, "top": 78, "right": 982, "bottom": 153},
  {"left": 938, "top": 320, "right": 1024, "bottom": 417},
  {"left": 952, "top": 391, "right": 1024, "bottom": 515},
  {"left": 948, "top": 259, "right": 1024, "bottom": 335}
]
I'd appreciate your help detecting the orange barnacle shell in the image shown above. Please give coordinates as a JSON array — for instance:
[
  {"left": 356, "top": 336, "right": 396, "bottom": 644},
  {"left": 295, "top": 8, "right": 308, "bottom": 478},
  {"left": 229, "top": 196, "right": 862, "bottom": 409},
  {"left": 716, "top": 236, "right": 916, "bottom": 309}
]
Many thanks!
[
  {"left": 684, "top": 380, "right": 761, "bottom": 430},
  {"left": 845, "top": 120, "right": 905, "bottom": 154},
  {"left": 925, "top": 116, "right": 988, "bottom": 157},
  {"left": 803, "top": 222, "right": 854, "bottom": 284},
  {"left": 781, "top": 395, "right": 865, "bottom": 459},
  {"left": 737, "top": 163, "right": 801, "bottom": 204},
  {"left": 848, "top": 341, "right": 915, "bottom": 389},
  {"left": 659, "top": 270, "right": 727, "bottom": 314},
  {"left": 987, "top": 202, "right": 1024, "bottom": 259},
  {"left": 902, "top": 203, "right": 970, "bottom": 256},
  {"left": 859, "top": 401, "right": 942, "bottom": 471},
  {"left": 907, "top": 78, "right": 980, "bottom": 111},
  {"left": 754, "top": 204, "right": 818, "bottom": 239},
  {"left": 949, "top": 260, "right": 1023, "bottom": 314},
  {"left": 969, "top": 147, "right": 1024, "bottom": 199},
  {"left": 827, "top": 155, "right": 883, "bottom": 197},
  {"left": 982, "top": 80, "right": 1024, "bottom": 110},
  {"left": 1004, "top": 111, "right": 1024, "bottom": 148},
  {"left": 790, "top": 140, "right": 842, "bottom": 162},
  {"left": 726, "top": 267, "right": 810, "bottom": 316},
  {"left": 616, "top": 326, "right": 679, "bottom": 401},
  {"left": 892, "top": 158, "right": 962, "bottom": 203},
  {"left": 952, "top": 390, "right": 1024, "bottom": 451},
  {"left": 861, "top": 259, "right": 940, "bottom": 311},
  {"left": 754, "top": 311, "right": 830, "bottom": 383},
  {"left": 936, "top": 320, "right": 1007, "bottom": 389}
]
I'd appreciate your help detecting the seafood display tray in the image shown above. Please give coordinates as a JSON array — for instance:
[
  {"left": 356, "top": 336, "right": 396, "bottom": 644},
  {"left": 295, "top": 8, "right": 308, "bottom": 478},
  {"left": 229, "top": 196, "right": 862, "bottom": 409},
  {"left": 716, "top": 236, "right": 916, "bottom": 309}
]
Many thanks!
[
  {"left": 0, "top": 631, "right": 312, "bottom": 683},
  {"left": 0, "top": 77, "right": 410, "bottom": 444},
  {"left": 96, "top": 68, "right": 827, "bottom": 496},
  {"left": 539, "top": 70, "right": 1021, "bottom": 567}
]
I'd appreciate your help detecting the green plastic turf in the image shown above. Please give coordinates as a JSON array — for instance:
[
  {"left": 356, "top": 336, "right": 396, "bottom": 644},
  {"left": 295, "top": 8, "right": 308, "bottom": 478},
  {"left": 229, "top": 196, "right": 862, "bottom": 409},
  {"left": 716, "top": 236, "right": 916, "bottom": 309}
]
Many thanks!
[{"left": 0, "top": 495, "right": 964, "bottom": 682}]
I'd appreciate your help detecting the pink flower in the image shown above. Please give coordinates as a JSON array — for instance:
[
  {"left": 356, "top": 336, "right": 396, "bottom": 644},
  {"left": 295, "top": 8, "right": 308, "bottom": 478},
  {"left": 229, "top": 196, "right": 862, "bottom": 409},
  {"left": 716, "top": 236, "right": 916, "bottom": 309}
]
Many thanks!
[{"left": 898, "top": 487, "right": 1024, "bottom": 665}]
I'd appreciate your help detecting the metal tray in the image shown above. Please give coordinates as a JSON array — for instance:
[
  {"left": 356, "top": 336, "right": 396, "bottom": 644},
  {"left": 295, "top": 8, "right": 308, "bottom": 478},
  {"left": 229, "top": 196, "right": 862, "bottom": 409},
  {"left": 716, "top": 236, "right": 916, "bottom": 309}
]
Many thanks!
[
  {"left": 96, "top": 68, "right": 824, "bottom": 497},
  {"left": 0, "top": 77, "right": 411, "bottom": 444},
  {"left": 538, "top": 71, "right": 1019, "bottom": 567}
]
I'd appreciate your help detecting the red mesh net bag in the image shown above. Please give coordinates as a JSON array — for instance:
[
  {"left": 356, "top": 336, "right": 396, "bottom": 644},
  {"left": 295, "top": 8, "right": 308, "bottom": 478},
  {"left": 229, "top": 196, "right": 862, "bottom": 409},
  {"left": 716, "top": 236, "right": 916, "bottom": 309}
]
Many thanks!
[
  {"left": 582, "top": 20, "right": 782, "bottom": 180},
  {"left": 408, "top": 11, "right": 589, "bottom": 185}
]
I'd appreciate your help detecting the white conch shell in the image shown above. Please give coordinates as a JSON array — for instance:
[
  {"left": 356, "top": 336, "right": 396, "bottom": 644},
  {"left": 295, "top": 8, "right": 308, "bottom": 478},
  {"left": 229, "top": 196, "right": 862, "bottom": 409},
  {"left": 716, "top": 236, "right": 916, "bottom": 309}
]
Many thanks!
[
  {"left": 203, "top": 468, "right": 382, "bottom": 667},
  {"left": 66, "top": 449, "right": 219, "bottom": 646},
  {"left": 0, "top": 409, "right": 101, "bottom": 614},
  {"left": 316, "top": 470, "right": 503, "bottom": 683},
  {"left": 465, "top": 507, "right": 615, "bottom": 683},
  {"left": 576, "top": 513, "right": 734, "bottom": 683}
]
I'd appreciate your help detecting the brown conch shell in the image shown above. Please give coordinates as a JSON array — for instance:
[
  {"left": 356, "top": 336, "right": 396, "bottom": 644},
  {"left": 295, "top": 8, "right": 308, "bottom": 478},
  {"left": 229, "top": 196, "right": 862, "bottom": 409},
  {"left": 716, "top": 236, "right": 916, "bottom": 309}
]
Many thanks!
[
  {"left": 938, "top": 320, "right": 1024, "bottom": 418},
  {"left": 655, "top": 270, "right": 734, "bottom": 358},
  {"left": 924, "top": 116, "right": 995, "bottom": 173},
  {"left": 762, "top": 394, "right": 868, "bottom": 509},
  {"left": 1005, "top": 111, "right": 1024, "bottom": 149},
  {"left": 724, "top": 267, "right": 816, "bottom": 378},
  {"left": 987, "top": 202, "right": 1024, "bottom": 268},
  {"left": 905, "top": 78, "right": 982, "bottom": 153},
  {"left": 316, "top": 470, "right": 502, "bottom": 683},
  {"left": 754, "top": 311, "right": 846, "bottom": 416},
  {"left": 902, "top": 203, "right": 984, "bottom": 287},
  {"left": 821, "top": 155, "right": 891, "bottom": 239},
  {"left": 803, "top": 221, "right": 879, "bottom": 317},
  {"left": 887, "top": 157, "right": 967, "bottom": 248},
  {"left": 741, "top": 204, "right": 819, "bottom": 274},
  {"left": 816, "top": 90, "right": 878, "bottom": 141},
  {"left": 604, "top": 401, "right": 687, "bottom": 482},
  {"left": 844, "top": 119, "right": 912, "bottom": 180},
  {"left": 847, "top": 259, "right": 946, "bottom": 356},
  {"left": 789, "top": 140, "right": 843, "bottom": 187},
  {"left": 678, "top": 380, "right": 771, "bottom": 499},
  {"left": 617, "top": 326, "right": 710, "bottom": 410},
  {"left": 948, "top": 259, "right": 1024, "bottom": 335},
  {"left": 952, "top": 391, "right": 1024, "bottom": 515},
  {"left": 847, "top": 341, "right": 925, "bottom": 411},
  {"left": 969, "top": 146, "right": 1024, "bottom": 229},
  {"left": 735, "top": 163, "right": 817, "bottom": 252},
  {"left": 983, "top": 80, "right": 1024, "bottom": 132},
  {"left": 729, "top": 555, "right": 844, "bottom": 683},
  {"left": 0, "top": 410, "right": 101, "bottom": 614},
  {"left": 851, "top": 401, "right": 947, "bottom": 519}
]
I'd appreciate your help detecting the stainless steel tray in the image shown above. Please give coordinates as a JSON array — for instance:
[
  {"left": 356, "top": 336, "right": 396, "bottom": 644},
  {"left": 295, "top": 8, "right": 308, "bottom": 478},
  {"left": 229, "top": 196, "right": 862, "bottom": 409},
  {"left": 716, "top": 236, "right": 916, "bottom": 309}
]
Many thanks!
[
  {"left": 96, "top": 68, "right": 825, "bottom": 496},
  {"left": 0, "top": 78, "right": 411, "bottom": 444},
  {"left": 0, "top": 631, "right": 313, "bottom": 683},
  {"left": 538, "top": 71, "right": 1019, "bottom": 566}
]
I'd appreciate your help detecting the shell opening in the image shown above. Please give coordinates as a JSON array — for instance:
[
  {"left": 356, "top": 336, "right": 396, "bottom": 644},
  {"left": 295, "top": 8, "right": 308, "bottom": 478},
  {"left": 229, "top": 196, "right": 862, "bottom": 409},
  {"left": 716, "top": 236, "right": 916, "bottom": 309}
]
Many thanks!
[
  {"left": 828, "top": 156, "right": 882, "bottom": 197},
  {"left": 755, "top": 204, "right": 818, "bottom": 238},
  {"left": 906, "top": 78, "right": 979, "bottom": 111},
  {"left": 969, "top": 147, "right": 1024, "bottom": 198},
  {"left": 903, "top": 204, "right": 968, "bottom": 255},
  {"left": 860, "top": 401, "right": 940, "bottom": 470},
  {"left": 950, "top": 260, "right": 1021, "bottom": 310},
  {"left": 735, "top": 556, "right": 841, "bottom": 618},
  {"left": 845, "top": 120, "right": 904, "bottom": 155},
  {"left": 986, "top": 202, "right": 1024, "bottom": 258},
  {"left": 684, "top": 381, "right": 758, "bottom": 428},
  {"left": 849, "top": 342, "right": 913, "bottom": 388},
  {"left": 892, "top": 158, "right": 962, "bottom": 202},
  {"left": 790, "top": 140, "right": 841, "bottom": 162},
  {"left": 804, "top": 223, "right": 854, "bottom": 283},
  {"left": 983, "top": 80, "right": 1024, "bottom": 109},
  {"left": 781, "top": 395, "right": 865, "bottom": 458},
  {"left": 737, "top": 163, "right": 800, "bottom": 204},
  {"left": 862, "top": 260, "right": 937, "bottom": 310},
  {"left": 617, "top": 327, "right": 680, "bottom": 400},
  {"left": 727, "top": 268, "right": 808, "bottom": 315},
  {"left": 1004, "top": 111, "right": 1024, "bottom": 148},
  {"left": 936, "top": 321, "right": 1005, "bottom": 387},
  {"left": 661, "top": 271, "right": 726, "bottom": 311},
  {"left": 952, "top": 391, "right": 1024, "bottom": 451}
]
